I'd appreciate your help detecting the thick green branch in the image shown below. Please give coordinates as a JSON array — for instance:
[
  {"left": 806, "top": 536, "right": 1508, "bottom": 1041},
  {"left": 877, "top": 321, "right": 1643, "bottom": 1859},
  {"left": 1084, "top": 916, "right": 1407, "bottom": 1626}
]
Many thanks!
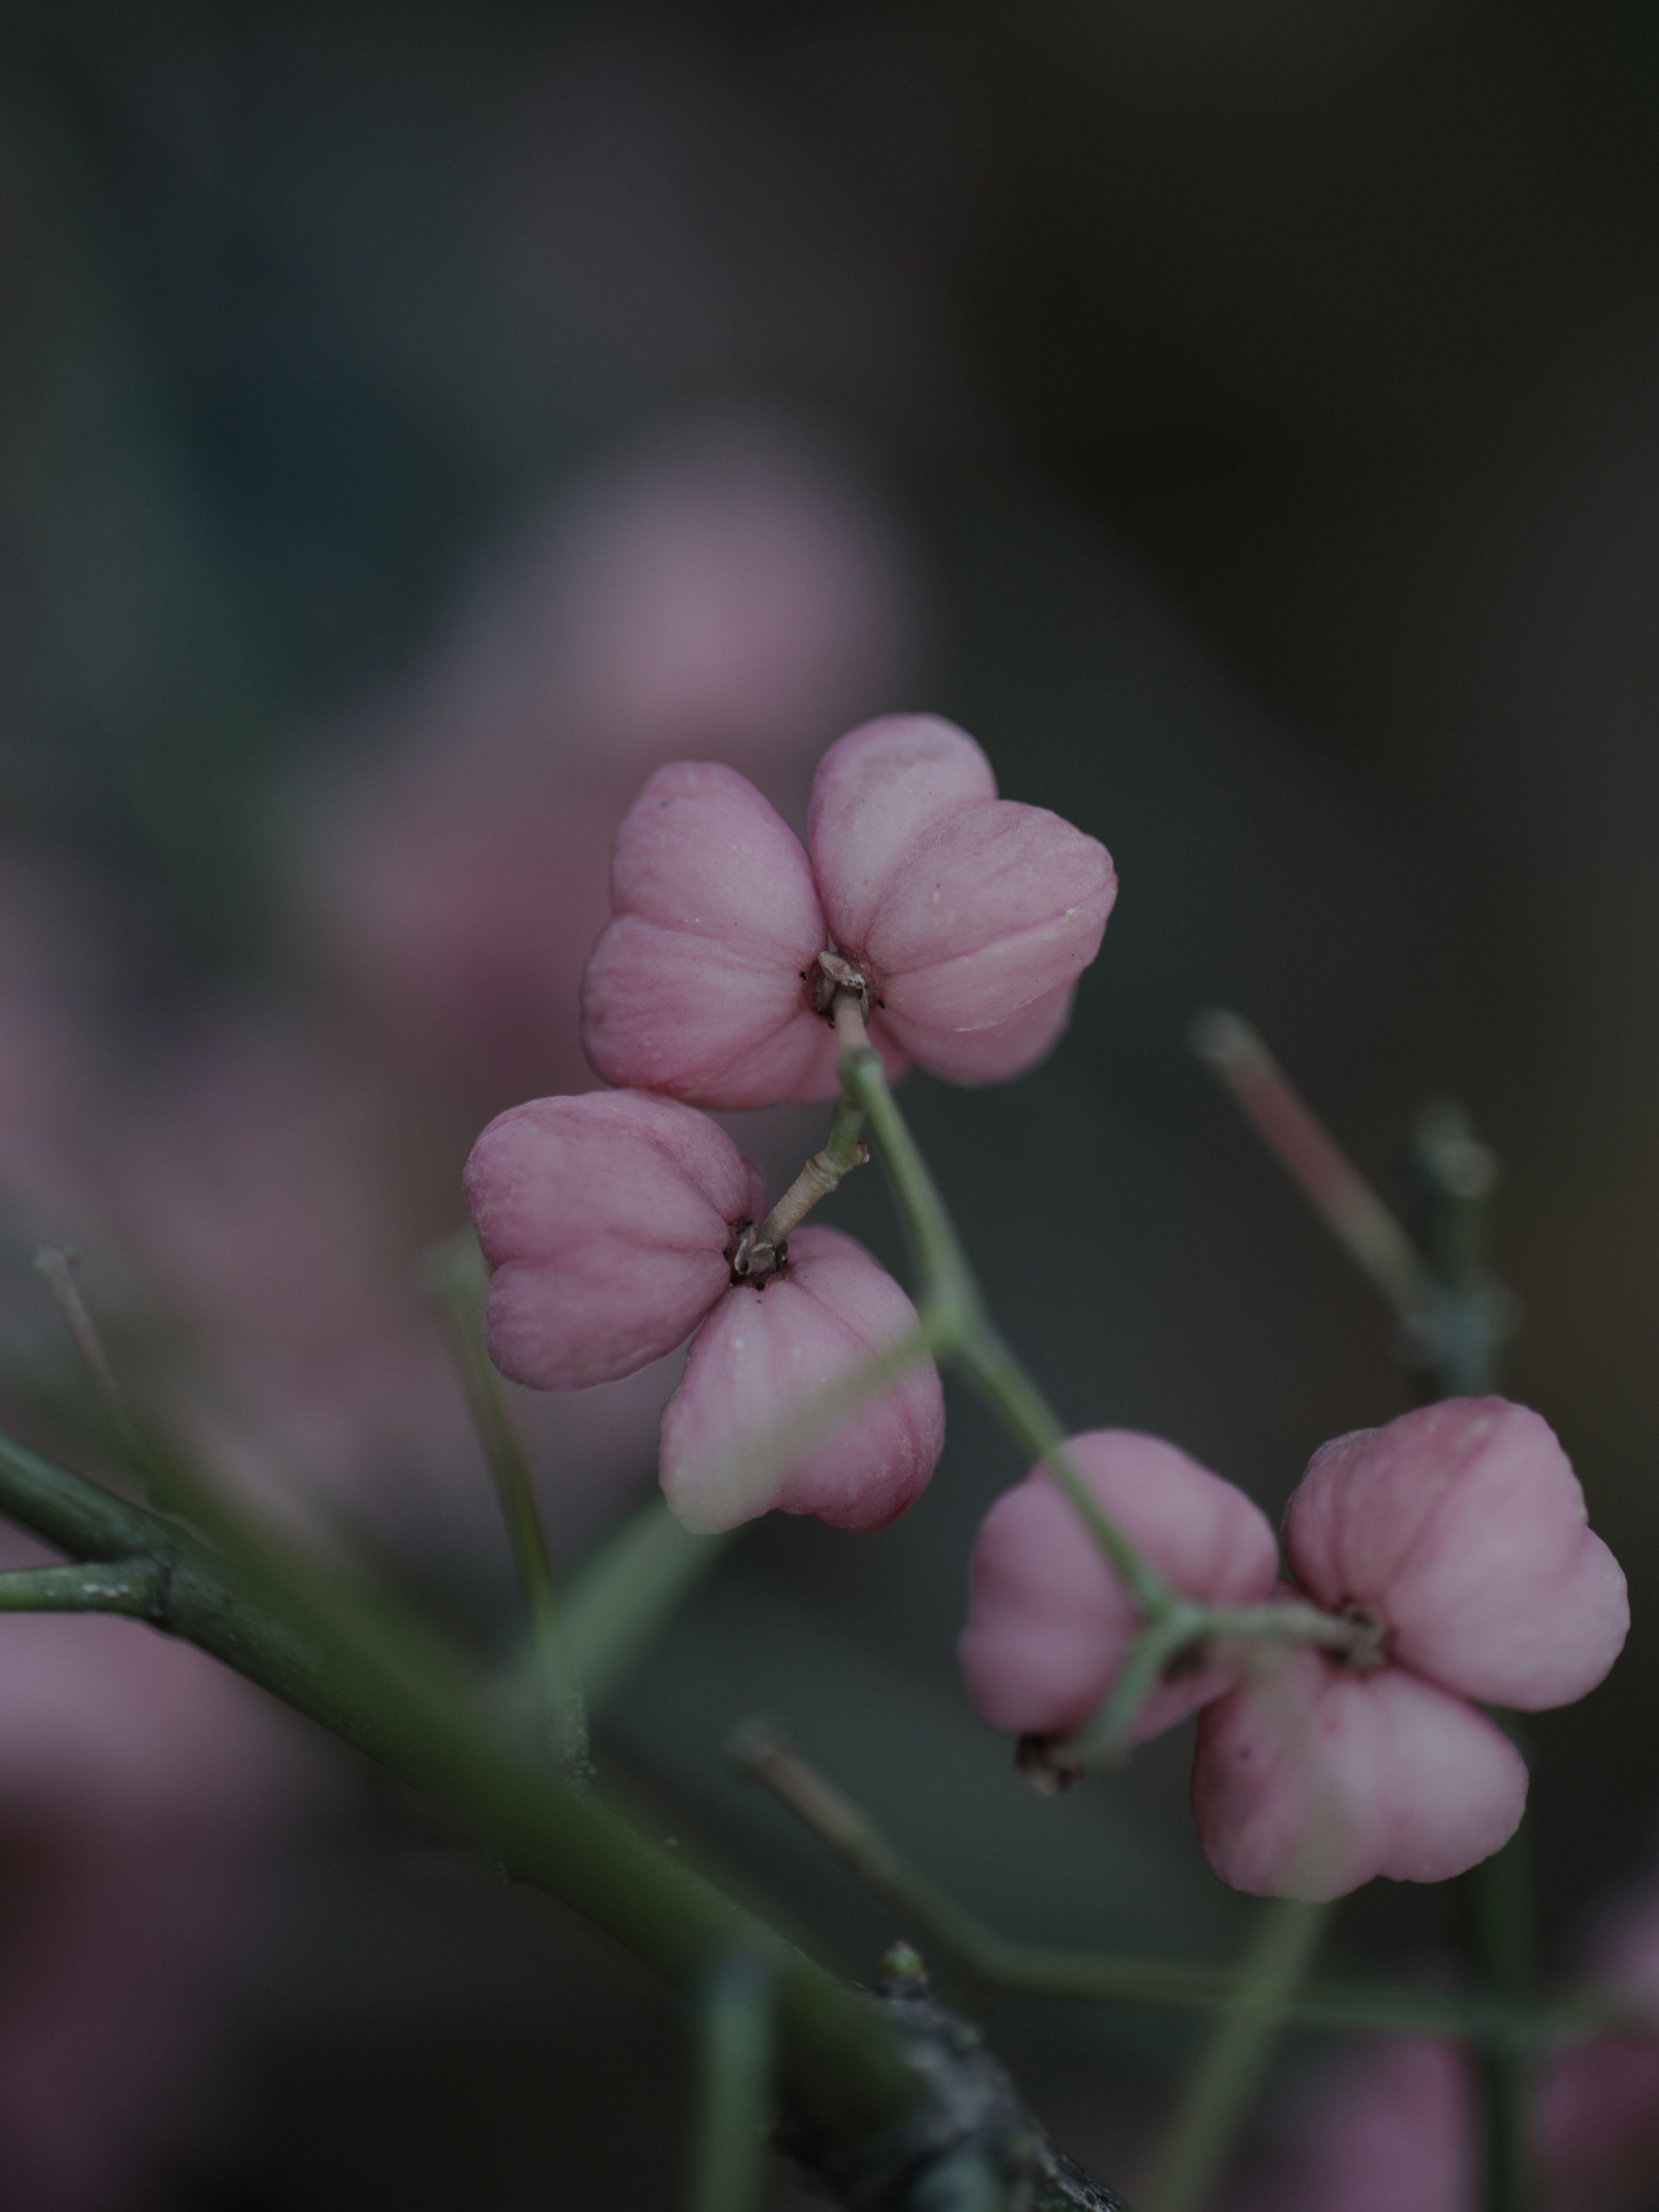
[{"left": 0, "top": 1428, "right": 922, "bottom": 2155}]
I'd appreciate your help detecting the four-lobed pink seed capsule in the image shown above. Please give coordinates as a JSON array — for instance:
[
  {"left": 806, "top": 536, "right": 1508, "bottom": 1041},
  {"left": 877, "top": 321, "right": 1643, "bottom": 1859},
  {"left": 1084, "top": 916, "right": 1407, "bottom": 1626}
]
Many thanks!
[
  {"left": 961, "top": 1398, "right": 1627, "bottom": 1900},
  {"left": 579, "top": 713, "right": 1118, "bottom": 1107},
  {"left": 464, "top": 709, "right": 1630, "bottom": 1901}
]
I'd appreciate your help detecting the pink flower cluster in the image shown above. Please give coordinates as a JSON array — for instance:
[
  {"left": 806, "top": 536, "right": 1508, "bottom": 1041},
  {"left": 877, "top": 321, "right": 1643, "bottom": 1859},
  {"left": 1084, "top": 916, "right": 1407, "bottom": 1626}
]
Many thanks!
[
  {"left": 962, "top": 1400, "right": 1627, "bottom": 1900},
  {"left": 466, "top": 714, "right": 1115, "bottom": 1532}
]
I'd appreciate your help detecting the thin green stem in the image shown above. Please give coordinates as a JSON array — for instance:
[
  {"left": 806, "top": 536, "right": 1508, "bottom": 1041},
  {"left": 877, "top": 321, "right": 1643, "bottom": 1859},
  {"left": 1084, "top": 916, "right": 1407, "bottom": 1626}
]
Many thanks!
[
  {"left": 1187, "top": 1015, "right": 1433, "bottom": 1329},
  {"left": 690, "top": 1952, "right": 777, "bottom": 2212},
  {"left": 0, "top": 1558, "right": 163, "bottom": 1616},
  {"left": 0, "top": 1424, "right": 924, "bottom": 2155},
  {"left": 564, "top": 1499, "right": 736, "bottom": 1712},
  {"left": 837, "top": 1030, "right": 1171, "bottom": 1618},
  {"left": 33, "top": 1248, "right": 149, "bottom": 1455},
  {"left": 728, "top": 1724, "right": 1611, "bottom": 2049},
  {"left": 1135, "top": 1900, "right": 1331, "bottom": 2212},
  {"left": 1460, "top": 1827, "right": 1538, "bottom": 2212},
  {"left": 754, "top": 1090, "right": 869, "bottom": 1252},
  {"left": 429, "top": 1236, "right": 588, "bottom": 1777}
]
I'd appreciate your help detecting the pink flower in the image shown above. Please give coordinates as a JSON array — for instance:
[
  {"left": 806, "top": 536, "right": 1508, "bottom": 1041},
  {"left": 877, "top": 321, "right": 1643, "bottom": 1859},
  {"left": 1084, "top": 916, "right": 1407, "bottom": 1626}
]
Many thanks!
[
  {"left": 580, "top": 715, "right": 1117, "bottom": 1108},
  {"left": 1193, "top": 1400, "right": 1627, "bottom": 1902},
  {"left": 659, "top": 1225, "right": 944, "bottom": 1535},
  {"left": 958, "top": 1431, "right": 1279, "bottom": 1745},
  {"left": 1283, "top": 1399, "right": 1628, "bottom": 1711},
  {"left": 1224, "top": 2039, "right": 1471, "bottom": 2212},
  {"left": 464, "top": 1089, "right": 765, "bottom": 1390},
  {"left": 464, "top": 1096, "right": 944, "bottom": 1533},
  {"left": 1192, "top": 1639, "right": 1531, "bottom": 1901}
]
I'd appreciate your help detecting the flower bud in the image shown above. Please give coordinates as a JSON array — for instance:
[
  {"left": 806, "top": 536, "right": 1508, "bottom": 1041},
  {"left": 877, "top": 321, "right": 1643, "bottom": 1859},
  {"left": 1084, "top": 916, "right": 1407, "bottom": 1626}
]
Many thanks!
[
  {"left": 463, "top": 1089, "right": 765, "bottom": 1390},
  {"left": 659, "top": 1225, "right": 944, "bottom": 1534},
  {"left": 1191, "top": 1647, "right": 1529, "bottom": 1902},
  {"left": 958, "top": 1431, "right": 1279, "bottom": 1745},
  {"left": 1284, "top": 1397, "right": 1628, "bottom": 1711}
]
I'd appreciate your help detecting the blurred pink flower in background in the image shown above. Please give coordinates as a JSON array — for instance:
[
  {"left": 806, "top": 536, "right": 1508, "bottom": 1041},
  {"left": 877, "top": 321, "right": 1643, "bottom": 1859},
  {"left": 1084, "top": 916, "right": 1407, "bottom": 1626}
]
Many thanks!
[
  {"left": 1536, "top": 1866, "right": 1659, "bottom": 2210},
  {"left": 0, "top": 409, "right": 934, "bottom": 2206},
  {"left": 293, "top": 415, "right": 927, "bottom": 1119},
  {"left": 1225, "top": 2038, "right": 1472, "bottom": 2212},
  {"left": 1220, "top": 1860, "right": 1659, "bottom": 2212},
  {"left": 0, "top": 1527, "right": 318, "bottom": 2212}
]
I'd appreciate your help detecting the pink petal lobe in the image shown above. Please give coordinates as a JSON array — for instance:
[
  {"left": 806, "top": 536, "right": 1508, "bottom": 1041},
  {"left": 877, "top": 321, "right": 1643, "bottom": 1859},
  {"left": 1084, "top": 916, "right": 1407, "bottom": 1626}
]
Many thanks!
[
  {"left": 464, "top": 1089, "right": 760, "bottom": 1390},
  {"left": 1284, "top": 1398, "right": 1629, "bottom": 1710},
  {"left": 658, "top": 1224, "right": 944, "bottom": 1534},
  {"left": 580, "top": 761, "right": 830, "bottom": 1108},
  {"left": 810, "top": 714, "right": 1116, "bottom": 1083},
  {"left": 1192, "top": 1652, "right": 1529, "bottom": 1902},
  {"left": 959, "top": 1431, "right": 1279, "bottom": 1742},
  {"left": 809, "top": 715, "right": 999, "bottom": 953}
]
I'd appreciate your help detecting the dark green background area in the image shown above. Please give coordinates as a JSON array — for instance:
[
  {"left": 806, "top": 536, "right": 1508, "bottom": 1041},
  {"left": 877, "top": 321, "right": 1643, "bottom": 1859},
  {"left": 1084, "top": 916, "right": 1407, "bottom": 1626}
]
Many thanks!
[{"left": 3, "top": 3, "right": 1658, "bottom": 2201}]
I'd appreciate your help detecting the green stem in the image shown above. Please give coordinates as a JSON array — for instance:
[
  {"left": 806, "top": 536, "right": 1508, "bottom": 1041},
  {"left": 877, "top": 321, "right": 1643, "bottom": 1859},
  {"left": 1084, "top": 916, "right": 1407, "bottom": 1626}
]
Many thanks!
[
  {"left": 1135, "top": 1900, "right": 1330, "bottom": 2212},
  {"left": 690, "top": 1952, "right": 777, "bottom": 2212},
  {"left": 0, "top": 1558, "right": 163, "bottom": 1616},
  {"left": 564, "top": 1499, "right": 736, "bottom": 1712},
  {"left": 429, "top": 1236, "right": 589, "bottom": 1777},
  {"left": 729, "top": 1725, "right": 1608, "bottom": 2048},
  {"left": 1187, "top": 1015, "right": 1433, "bottom": 1330},
  {"left": 754, "top": 1090, "right": 870, "bottom": 1252},
  {"left": 0, "top": 1426, "right": 923, "bottom": 2155},
  {"left": 1459, "top": 1827, "right": 1538, "bottom": 2212},
  {"left": 837, "top": 1033, "right": 1171, "bottom": 1618}
]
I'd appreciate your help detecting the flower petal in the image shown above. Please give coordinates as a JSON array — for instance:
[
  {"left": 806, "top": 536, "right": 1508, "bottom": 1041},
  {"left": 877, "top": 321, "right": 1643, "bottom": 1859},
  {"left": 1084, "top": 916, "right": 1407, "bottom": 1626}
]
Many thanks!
[
  {"left": 659, "top": 1224, "right": 943, "bottom": 1533},
  {"left": 1284, "top": 1398, "right": 1628, "bottom": 1710},
  {"left": 464, "top": 1089, "right": 757, "bottom": 1389},
  {"left": 1192, "top": 1652, "right": 1529, "bottom": 1901},
  {"left": 959, "top": 1430, "right": 1279, "bottom": 1742},
  {"left": 581, "top": 762, "right": 831, "bottom": 1108}
]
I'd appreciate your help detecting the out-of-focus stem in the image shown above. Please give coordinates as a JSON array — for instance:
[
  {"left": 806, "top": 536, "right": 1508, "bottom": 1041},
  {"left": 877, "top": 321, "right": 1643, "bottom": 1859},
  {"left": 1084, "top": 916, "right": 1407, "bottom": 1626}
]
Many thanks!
[
  {"left": 0, "top": 1424, "right": 925, "bottom": 2157},
  {"left": 564, "top": 1498, "right": 734, "bottom": 1712},
  {"left": 834, "top": 1019, "right": 1173, "bottom": 1619},
  {"left": 1188, "top": 1013, "right": 1433, "bottom": 1327},
  {"left": 690, "top": 1952, "right": 777, "bottom": 2212},
  {"left": 1135, "top": 1900, "right": 1331, "bottom": 2212},
  {"left": 729, "top": 1726, "right": 1606, "bottom": 2047},
  {"left": 428, "top": 1236, "right": 589, "bottom": 1778},
  {"left": 1461, "top": 1828, "right": 1538, "bottom": 2212},
  {"left": 33, "top": 1248, "right": 147, "bottom": 1452}
]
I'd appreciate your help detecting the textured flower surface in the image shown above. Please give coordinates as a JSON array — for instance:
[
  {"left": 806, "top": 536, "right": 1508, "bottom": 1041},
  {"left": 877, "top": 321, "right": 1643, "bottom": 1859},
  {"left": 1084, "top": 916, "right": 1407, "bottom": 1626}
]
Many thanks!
[
  {"left": 959, "top": 1430, "right": 1278, "bottom": 1744},
  {"left": 464, "top": 1088, "right": 765, "bottom": 1390},
  {"left": 659, "top": 1224, "right": 944, "bottom": 1535},
  {"left": 1193, "top": 1398, "right": 1627, "bottom": 1901},
  {"left": 581, "top": 715, "right": 1117, "bottom": 1108}
]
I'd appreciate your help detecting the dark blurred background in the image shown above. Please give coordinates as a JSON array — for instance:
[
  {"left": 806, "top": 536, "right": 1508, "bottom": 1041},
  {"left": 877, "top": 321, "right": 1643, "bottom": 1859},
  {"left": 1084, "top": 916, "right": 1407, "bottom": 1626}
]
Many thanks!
[{"left": 3, "top": 3, "right": 1659, "bottom": 2206}]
